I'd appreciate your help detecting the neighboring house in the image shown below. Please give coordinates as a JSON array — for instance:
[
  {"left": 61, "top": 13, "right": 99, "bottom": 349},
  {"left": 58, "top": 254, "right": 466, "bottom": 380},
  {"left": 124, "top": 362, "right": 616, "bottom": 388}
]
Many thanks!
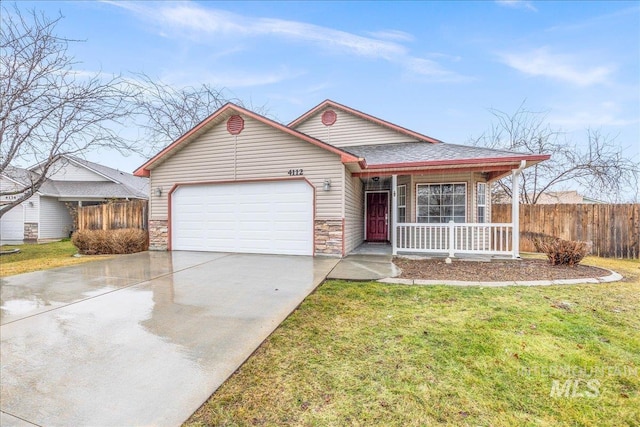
[
  {"left": 134, "top": 100, "right": 549, "bottom": 258},
  {"left": 0, "top": 156, "right": 149, "bottom": 243},
  {"left": 495, "top": 190, "right": 605, "bottom": 205}
]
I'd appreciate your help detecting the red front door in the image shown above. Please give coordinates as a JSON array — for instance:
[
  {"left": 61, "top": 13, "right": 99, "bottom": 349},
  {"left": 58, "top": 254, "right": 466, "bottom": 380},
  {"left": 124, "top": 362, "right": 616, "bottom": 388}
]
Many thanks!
[{"left": 366, "top": 192, "right": 388, "bottom": 241}]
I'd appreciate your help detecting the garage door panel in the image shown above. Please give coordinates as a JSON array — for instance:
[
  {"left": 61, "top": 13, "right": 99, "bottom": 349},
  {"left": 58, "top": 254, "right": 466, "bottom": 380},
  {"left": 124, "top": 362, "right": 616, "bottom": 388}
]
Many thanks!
[
  {"left": 0, "top": 205, "right": 24, "bottom": 241},
  {"left": 172, "top": 181, "right": 313, "bottom": 255}
]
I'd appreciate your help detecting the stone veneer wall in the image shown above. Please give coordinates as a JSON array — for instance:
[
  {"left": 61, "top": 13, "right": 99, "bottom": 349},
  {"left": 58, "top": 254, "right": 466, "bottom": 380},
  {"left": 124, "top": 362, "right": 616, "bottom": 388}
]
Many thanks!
[
  {"left": 314, "top": 219, "right": 343, "bottom": 256},
  {"left": 149, "top": 219, "right": 343, "bottom": 255},
  {"left": 24, "top": 223, "right": 38, "bottom": 241},
  {"left": 149, "top": 219, "right": 168, "bottom": 250}
]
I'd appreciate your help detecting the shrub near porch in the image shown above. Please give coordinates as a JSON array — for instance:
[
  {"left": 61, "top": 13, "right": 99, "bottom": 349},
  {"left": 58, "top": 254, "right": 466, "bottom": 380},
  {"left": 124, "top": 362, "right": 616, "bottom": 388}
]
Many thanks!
[{"left": 187, "top": 257, "right": 639, "bottom": 426}]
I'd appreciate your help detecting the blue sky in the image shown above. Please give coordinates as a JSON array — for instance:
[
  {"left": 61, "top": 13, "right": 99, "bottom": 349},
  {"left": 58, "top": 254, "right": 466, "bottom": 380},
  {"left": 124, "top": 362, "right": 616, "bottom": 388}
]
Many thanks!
[{"left": 14, "top": 1, "right": 640, "bottom": 180}]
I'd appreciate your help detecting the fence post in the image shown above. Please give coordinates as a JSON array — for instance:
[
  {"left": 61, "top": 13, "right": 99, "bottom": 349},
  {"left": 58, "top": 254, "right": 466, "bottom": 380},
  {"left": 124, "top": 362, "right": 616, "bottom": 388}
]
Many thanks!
[{"left": 448, "top": 220, "right": 455, "bottom": 258}]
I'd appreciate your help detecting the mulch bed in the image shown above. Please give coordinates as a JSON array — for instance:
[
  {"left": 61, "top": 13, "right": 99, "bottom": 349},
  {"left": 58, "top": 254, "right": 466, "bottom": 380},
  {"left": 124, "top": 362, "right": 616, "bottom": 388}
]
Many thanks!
[{"left": 393, "top": 257, "right": 610, "bottom": 282}]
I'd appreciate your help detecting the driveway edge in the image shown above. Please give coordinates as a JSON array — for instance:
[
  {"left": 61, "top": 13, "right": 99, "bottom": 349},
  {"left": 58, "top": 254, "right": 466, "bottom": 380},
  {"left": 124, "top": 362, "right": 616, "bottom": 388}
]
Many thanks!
[{"left": 377, "top": 269, "right": 623, "bottom": 287}]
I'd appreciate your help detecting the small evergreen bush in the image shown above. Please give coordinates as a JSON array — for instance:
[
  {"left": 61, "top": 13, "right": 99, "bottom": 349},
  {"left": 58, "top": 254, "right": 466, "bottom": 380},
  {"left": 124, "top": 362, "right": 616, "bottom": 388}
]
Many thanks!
[
  {"left": 533, "top": 237, "right": 590, "bottom": 266},
  {"left": 72, "top": 228, "right": 148, "bottom": 254}
]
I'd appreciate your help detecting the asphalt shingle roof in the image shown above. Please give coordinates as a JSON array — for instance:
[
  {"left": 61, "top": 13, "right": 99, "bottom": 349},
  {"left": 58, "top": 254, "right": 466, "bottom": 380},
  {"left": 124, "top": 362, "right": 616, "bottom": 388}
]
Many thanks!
[
  {"left": 38, "top": 180, "right": 148, "bottom": 199},
  {"left": 344, "top": 142, "right": 535, "bottom": 165},
  {"left": 2, "top": 157, "right": 148, "bottom": 200},
  {"left": 65, "top": 156, "right": 149, "bottom": 197}
]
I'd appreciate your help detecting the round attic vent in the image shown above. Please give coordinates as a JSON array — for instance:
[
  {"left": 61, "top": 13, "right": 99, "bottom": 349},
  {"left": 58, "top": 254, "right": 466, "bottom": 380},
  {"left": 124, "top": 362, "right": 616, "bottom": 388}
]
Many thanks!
[
  {"left": 227, "top": 115, "right": 244, "bottom": 135},
  {"left": 321, "top": 109, "right": 337, "bottom": 126}
]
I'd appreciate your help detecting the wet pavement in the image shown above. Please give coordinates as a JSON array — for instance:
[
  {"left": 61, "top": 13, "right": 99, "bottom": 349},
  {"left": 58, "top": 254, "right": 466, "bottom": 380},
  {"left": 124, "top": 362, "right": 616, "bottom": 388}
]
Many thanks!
[
  {"left": 327, "top": 254, "right": 400, "bottom": 281},
  {"left": 0, "top": 251, "right": 338, "bottom": 427}
]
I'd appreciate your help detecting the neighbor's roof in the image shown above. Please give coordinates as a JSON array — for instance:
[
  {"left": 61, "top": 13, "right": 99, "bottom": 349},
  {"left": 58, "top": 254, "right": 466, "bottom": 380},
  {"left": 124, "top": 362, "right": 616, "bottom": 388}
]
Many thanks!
[
  {"left": 3, "top": 156, "right": 149, "bottom": 199},
  {"left": 0, "top": 166, "right": 40, "bottom": 187},
  {"left": 38, "top": 180, "right": 148, "bottom": 199},
  {"left": 288, "top": 99, "right": 443, "bottom": 144},
  {"left": 345, "top": 142, "right": 550, "bottom": 169},
  {"left": 63, "top": 156, "right": 149, "bottom": 197}
]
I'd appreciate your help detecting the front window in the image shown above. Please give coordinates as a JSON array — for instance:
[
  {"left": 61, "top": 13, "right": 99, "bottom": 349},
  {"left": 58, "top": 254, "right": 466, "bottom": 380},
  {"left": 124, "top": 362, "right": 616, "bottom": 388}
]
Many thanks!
[
  {"left": 417, "top": 183, "right": 466, "bottom": 223},
  {"left": 477, "top": 183, "right": 487, "bottom": 223},
  {"left": 397, "top": 185, "right": 406, "bottom": 223}
]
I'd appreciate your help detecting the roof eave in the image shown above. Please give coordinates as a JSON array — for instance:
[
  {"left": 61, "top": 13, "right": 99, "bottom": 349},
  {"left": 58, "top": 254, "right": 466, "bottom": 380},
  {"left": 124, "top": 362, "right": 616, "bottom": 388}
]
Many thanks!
[{"left": 362, "top": 154, "right": 550, "bottom": 171}]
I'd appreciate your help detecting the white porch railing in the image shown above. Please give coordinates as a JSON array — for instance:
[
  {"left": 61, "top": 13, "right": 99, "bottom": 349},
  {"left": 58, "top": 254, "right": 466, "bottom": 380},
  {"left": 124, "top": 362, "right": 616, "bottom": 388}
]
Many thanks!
[{"left": 395, "top": 221, "right": 514, "bottom": 257}]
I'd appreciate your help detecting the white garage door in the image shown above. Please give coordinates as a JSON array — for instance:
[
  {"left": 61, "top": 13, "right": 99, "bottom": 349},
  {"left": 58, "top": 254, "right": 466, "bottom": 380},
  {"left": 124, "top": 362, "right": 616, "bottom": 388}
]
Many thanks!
[
  {"left": 0, "top": 204, "right": 24, "bottom": 241},
  {"left": 172, "top": 180, "right": 313, "bottom": 255}
]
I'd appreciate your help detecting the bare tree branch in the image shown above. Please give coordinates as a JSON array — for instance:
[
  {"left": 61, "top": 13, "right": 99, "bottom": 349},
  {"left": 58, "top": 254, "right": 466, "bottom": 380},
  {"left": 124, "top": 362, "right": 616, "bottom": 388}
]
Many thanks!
[
  {"left": 0, "top": 5, "right": 137, "bottom": 217},
  {"left": 129, "top": 73, "right": 270, "bottom": 155},
  {"left": 471, "top": 101, "right": 639, "bottom": 204}
]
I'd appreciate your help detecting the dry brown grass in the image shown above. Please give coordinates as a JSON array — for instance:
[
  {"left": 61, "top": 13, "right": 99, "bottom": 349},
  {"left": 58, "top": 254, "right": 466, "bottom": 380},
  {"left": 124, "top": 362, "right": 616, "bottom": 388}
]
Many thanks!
[{"left": 72, "top": 228, "right": 148, "bottom": 254}]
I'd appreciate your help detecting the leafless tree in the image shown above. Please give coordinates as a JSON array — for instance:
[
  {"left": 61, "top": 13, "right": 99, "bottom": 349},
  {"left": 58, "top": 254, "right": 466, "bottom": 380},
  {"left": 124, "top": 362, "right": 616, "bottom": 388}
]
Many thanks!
[
  {"left": 130, "top": 73, "right": 270, "bottom": 154},
  {"left": 0, "top": 6, "right": 136, "bottom": 217},
  {"left": 471, "top": 102, "right": 640, "bottom": 204}
]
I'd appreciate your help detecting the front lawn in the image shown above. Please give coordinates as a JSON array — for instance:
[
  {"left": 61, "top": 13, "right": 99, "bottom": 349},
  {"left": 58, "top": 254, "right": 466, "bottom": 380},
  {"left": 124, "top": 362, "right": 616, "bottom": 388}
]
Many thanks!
[
  {"left": 0, "top": 240, "right": 111, "bottom": 276},
  {"left": 187, "top": 257, "right": 639, "bottom": 426}
]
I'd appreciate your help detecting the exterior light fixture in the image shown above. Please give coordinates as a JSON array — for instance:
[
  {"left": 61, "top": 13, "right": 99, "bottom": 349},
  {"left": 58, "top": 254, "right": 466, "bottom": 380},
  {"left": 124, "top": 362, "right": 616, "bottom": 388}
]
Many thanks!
[
  {"left": 154, "top": 187, "right": 162, "bottom": 197},
  {"left": 323, "top": 179, "right": 331, "bottom": 191}
]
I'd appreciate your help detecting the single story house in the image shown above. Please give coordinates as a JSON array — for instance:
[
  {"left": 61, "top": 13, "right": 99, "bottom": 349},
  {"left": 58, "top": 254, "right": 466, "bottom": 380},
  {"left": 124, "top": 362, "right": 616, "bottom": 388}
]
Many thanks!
[
  {"left": 134, "top": 100, "right": 549, "bottom": 257},
  {"left": 0, "top": 156, "right": 149, "bottom": 243}
]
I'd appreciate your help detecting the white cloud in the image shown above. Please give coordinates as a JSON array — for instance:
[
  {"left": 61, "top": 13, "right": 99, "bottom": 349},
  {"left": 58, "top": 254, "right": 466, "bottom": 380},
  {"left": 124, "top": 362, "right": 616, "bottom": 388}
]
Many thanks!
[
  {"left": 162, "top": 67, "right": 305, "bottom": 88},
  {"left": 117, "top": 2, "right": 406, "bottom": 60},
  {"left": 499, "top": 47, "right": 615, "bottom": 86},
  {"left": 405, "top": 58, "right": 474, "bottom": 83},
  {"left": 495, "top": 0, "right": 537, "bottom": 12},
  {"left": 108, "top": 1, "right": 471, "bottom": 83},
  {"left": 365, "top": 29, "right": 415, "bottom": 42},
  {"left": 550, "top": 103, "right": 639, "bottom": 129}
]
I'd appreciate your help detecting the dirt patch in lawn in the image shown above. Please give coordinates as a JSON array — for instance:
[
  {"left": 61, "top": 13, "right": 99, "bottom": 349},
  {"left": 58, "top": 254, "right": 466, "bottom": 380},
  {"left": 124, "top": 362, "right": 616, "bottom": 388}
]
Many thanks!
[{"left": 394, "top": 257, "right": 611, "bottom": 282}]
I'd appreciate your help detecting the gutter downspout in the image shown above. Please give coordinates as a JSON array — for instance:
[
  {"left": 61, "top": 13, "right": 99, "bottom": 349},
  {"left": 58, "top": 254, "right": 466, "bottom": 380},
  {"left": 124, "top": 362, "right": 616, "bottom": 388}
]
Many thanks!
[{"left": 512, "top": 160, "right": 526, "bottom": 259}]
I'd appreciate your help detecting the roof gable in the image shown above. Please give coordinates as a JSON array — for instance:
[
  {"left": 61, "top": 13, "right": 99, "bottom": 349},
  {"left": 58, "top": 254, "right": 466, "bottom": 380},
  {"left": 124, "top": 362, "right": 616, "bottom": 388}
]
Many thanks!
[
  {"left": 22, "top": 156, "right": 149, "bottom": 199},
  {"left": 33, "top": 157, "right": 114, "bottom": 183},
  {"left": 134, "top": 103, "right": 360, "bottom": 177},
  {"left": 289, "top": 100, "right": 442, "bottom": 147}
]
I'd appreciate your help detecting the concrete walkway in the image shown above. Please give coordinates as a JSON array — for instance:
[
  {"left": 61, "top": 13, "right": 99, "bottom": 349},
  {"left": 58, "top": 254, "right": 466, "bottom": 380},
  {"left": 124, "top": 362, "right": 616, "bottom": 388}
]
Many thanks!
[
  {"left": 327, "top": 254, "right": 400, "bottom": 281},
  {"left": 379, "top": 270, "right": 623, "bottom": 287},
  {"left": 0, "top": 251, "right": 338, "bottom": 427}
]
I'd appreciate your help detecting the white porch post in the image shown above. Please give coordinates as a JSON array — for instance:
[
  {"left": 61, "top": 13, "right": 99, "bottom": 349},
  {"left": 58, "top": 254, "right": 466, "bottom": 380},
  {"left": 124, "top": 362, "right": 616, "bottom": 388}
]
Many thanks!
[
  {"left": 511, "top": 160, "right": 526, "bottom": 258},
  {"left": 391, "top": 174, "right": 398, "bottom": 255}
]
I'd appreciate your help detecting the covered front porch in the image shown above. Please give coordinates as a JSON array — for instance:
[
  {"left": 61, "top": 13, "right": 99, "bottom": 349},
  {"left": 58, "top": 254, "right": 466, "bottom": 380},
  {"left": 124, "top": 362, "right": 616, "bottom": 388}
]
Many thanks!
[{"left": 353, "top": 162, "right": 528, "bottom": 259}]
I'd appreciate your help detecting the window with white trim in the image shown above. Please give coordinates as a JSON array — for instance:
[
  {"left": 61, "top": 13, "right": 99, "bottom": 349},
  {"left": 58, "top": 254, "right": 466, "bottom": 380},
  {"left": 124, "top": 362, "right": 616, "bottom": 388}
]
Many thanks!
[
  {"left": 417, "top": 183, "right": 466, "bottom": 223},
  {"left": 397, "top": 185, "right": 406, "bottom": 223},
  {"left": 477, "top": 182, "right": 487, "bottom": 223}
]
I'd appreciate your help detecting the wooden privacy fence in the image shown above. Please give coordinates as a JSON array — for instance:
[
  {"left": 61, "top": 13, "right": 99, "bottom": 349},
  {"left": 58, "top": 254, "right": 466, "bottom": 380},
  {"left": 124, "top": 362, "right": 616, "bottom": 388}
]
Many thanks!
[
  {"left": 77, "top": 200, "right": 148, "bottom": 231},
  {"left": 492, "top": 203, "right": 640, "bottom": 259}
]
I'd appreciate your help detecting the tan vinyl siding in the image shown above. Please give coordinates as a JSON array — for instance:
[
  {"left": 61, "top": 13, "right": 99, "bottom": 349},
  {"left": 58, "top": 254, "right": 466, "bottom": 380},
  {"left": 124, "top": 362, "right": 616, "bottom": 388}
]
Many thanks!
[
  {"left": 294, "top": 109, "right": 419, "bottom": 148},
  {"left": 344, "top": 170, "right": 364, "bottom": 253},
  {"left": 39, "top": 196, "right": 73, "bottom": 239},
  {"left": 149, "top": 114, "right": 343, "bottom": 220},
  {"left": 410, "top": 172, "right": 487, "bottom": 223}
]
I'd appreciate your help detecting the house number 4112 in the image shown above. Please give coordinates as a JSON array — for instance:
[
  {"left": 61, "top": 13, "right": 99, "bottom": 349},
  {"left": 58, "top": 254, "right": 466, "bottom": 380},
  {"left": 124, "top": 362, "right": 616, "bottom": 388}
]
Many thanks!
[{"left": 288, "top": 169, "right": 303, "bottom": 176}]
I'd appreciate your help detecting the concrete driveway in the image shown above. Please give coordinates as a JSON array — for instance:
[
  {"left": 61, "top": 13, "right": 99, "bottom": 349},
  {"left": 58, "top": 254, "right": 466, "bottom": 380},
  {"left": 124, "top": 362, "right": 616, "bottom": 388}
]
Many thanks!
[{"left": 0, "top": 251, "right": 338, "bottom": 427}]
